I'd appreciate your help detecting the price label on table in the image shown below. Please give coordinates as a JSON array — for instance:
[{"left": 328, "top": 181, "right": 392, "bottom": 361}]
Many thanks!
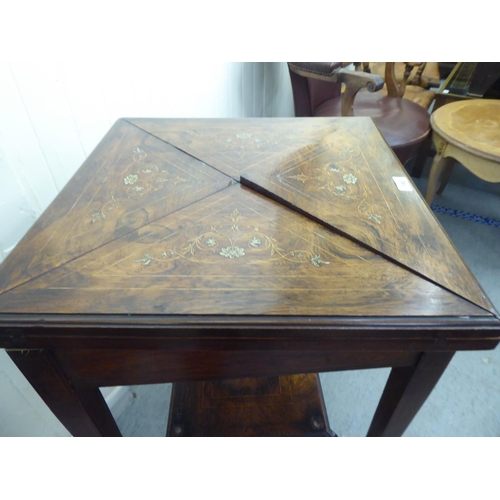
[{"left": 392, "top": 176, "right": 414, "bottom": 192}]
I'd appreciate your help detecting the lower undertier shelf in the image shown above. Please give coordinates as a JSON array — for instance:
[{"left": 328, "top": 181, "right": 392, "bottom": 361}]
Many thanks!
[{"left": 166, "top": 373, "right": 335, "bottom": 437}]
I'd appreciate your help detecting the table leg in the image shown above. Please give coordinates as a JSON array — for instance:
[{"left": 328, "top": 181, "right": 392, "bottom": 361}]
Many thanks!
[
  {"left": 436, "top": 162, "right": 455, "bottom": 195},
  {"left": 366, "top": 352, "right": 454, "bottom": 437},
  {"left": 425, "top": 135, "right": 453, "bottom": 204},
  {"left": 8, "top": 349, "right": 122, "bottom": 437}
]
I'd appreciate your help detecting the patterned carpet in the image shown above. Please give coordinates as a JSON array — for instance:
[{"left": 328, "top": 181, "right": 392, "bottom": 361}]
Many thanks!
[{"left": 431, "top": 204, "right": 500, "bottom": 228}]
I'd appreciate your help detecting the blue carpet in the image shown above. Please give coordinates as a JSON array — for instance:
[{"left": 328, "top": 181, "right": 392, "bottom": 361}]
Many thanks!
[{"left": 432, "top": 204, "right": 500, "bottom": 228}]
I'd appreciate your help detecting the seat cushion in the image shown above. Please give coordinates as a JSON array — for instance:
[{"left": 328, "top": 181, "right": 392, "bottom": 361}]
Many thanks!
[
  {"left": 375, "top": 84, "right": 436, "bottom": 110},
  {"left": 314, "top": 92, "right": 430, "bottom": 164}
]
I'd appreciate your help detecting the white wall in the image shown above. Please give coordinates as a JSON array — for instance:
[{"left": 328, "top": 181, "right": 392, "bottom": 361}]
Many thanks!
[
  {"left": 0, "top": 61, "right": 294, "bottom": 436},
  {"left": 0, "top": 61, "right": 294, "bottom": 260}
]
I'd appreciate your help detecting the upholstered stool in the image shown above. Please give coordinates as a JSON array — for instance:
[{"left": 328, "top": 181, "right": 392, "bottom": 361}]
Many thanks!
[
  {"left": 314, "top": 91, "right": 430, "bottom": 165},
  {"left": 288, "top": 62, "right": 431, "bottom": 166}
]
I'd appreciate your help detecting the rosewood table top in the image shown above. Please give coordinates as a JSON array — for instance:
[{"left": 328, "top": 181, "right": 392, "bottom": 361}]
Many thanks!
[{"left": 0, "top": 117, "right": 498, "bottom": 436}]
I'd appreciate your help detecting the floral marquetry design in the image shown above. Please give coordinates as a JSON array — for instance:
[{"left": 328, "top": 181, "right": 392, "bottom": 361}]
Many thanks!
[
  {"left": 124, "top": 174, "right": 139, "bottom": 185},
  {"left": 368, "top": 214, "right": 382, "bottom": 225},
  {"left": 89, "top": 147, "right": 192, "bottom": 224},
  {"left": 217, "top": 131, "right": 281, "bottom": 162},
  {"left": 2, "top": 118, "right": 496, "bottom": 322},
  {"left": 133, "top": 253, "right": 153, "bottom": 266},
  {"left": 276, "top": 137, "right": 383, "bottom": 227},
  {"left": 131, "top": 207, "right": 332, "bottom": 269},
  {"left": 310, "top": 254, "right": 331, "bottom": 267},
  {"left": 288, "top": 173, "right": 311, "bottom": 183},
  {"left": 343, "top": 173, "right": 357, "bottom": 185},
  {"left": 220, "top": 246, "right": 245, "bottom": 258},
  {"left": 278, "top": 144, "right": 361, "bottom": 199}
]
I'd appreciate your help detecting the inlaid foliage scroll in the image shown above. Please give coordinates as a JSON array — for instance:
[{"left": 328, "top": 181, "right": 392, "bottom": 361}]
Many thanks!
[
  {"left": 0, "top": 120, "right": 231, "bottom": 295},
  {"left": 240, "top": 122, "right": 493, "bottom": 313},
  {"left": 131, "top": 117, "right": 493, "bottom": 313},
  {"left": 128, "top": 118, "right": 346, "bottom": 178},
  {"left": 0, "top": 186, "right": 488, "bottom": 318},
  {"left": 0, "top": 117, "right": 495, "bottom": 319}
]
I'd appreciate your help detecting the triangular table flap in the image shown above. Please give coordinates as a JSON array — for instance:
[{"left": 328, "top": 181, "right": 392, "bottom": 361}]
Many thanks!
[
  {"left": 127, "top": 117, "right": 348, "bottom": 179},
  {"left": 0, "top": 119, "right": 232, "bottom": 296},
  {"left": 239, "top": 119, "right": 494, "bottom": 314},
  {"left": 0, "top": 185, "right": 489, "bottom": 318}
]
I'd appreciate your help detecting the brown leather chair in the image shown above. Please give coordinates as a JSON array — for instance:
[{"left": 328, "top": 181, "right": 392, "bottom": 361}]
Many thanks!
[{"left": 288, "top": 62, "right": 431, "bottom": 166}]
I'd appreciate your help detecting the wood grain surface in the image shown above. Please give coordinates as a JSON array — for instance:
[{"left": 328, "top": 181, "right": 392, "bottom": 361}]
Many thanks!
[
  {"left": 0, "top": 117, "right": 498, "bottom": 337},
  {"left": 131, "top": 117, "right": 493, "bottom": 312},
  {"left": 50, "top": 349, "right": 423, "bottom": 388},
  {"left": 128, "top": 117, "right": 344, "bottom": 178},
  {"left": 2, "top": 117, "right": 499, "bottom": 438},
  {"left": 0, "top": 185, "right": 488, "bottom": 317},
  {"left": 167, "top": 374, "right": 333, "bottom": 437},
  {"left": 240, "top": 120, "right": 493, "bottom": 312},
  {"left": 431, "top": 99, "right": 500, "bottom": 161},
  {"left": 0, "top": 119, "right": 232, "bottom": 296}
]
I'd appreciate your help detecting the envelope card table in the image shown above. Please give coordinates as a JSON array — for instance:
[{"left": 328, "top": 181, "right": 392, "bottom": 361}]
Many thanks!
[{"left": 1, "top": 117, "right": 499, "bottom": 437}]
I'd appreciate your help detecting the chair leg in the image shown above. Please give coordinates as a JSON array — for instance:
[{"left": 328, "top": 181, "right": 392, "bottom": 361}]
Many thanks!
[
  {"left": 436, "top": 161, "right": 455, "bottom": 195},
  {"left": 426, "top": 145, "right": 453, "bottom": 205}
]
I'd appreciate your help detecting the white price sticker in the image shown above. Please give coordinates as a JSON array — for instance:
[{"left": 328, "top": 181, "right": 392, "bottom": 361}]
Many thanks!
[{"left": 392, "top": 176, "right": 414, "bottom": 192}]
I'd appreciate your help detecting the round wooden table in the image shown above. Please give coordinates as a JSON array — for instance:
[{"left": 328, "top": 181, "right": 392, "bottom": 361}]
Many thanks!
[{"left": 425, "top": 99, "right": 500, "bottom": 204}]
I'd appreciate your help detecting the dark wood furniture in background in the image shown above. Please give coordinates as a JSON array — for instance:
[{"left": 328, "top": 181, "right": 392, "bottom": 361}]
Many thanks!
[
  {"left": 438, "top": 63, "right": 457, "bottom": 80},
  {"left": 1, "top": 117, "right": 499, "bottom": 437},
  {"left": 288, "top": 62, "right": 431, "bottom": 166},
  {"left": 435, "top": 62, "right": 500, "bottom": 110},
  {"left": 355, "top": 62, "right": 440, "bottom": 110},
  {"left": 412, "top": 62, "right": 500, "bottom": 178}
]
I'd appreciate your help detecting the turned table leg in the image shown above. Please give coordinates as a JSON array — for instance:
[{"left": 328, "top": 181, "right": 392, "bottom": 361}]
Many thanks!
[
  {"left": 8, "top": 349, "right": 122, "bottom": 437},
  {"left": 367, "top": 351, "right": 455, "bottom": 437}
]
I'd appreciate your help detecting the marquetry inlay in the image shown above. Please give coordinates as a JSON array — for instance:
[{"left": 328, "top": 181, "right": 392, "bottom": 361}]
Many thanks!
[
  {"left": 131, "top": 206, "right": 331, "bottom": 268},
  {"left": 90, "top": 145, "right": 191, "bottom": 225},
  {"left": 0, "top": 120, "right": 231, "bottom": 295},
  {"left": 0, "top": 117, "right": 496, "bottom": 320}
]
